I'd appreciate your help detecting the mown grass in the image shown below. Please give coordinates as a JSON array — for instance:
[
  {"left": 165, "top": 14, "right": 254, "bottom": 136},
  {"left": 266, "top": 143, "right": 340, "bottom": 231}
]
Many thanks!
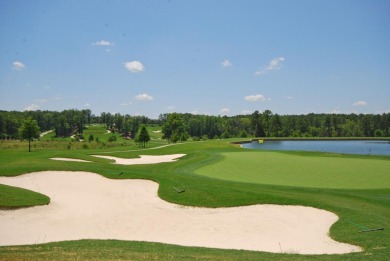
[
  {"left": 195, "top": 151, "right": 390, "bottom": 189},
  {"left": 0, "top": 125, "right": 389, "bottom": 260}
]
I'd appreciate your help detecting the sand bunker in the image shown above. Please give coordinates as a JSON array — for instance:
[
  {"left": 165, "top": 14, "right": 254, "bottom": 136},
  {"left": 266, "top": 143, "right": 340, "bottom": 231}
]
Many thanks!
[
  {"left": 0, "top": 171, "right": 361, "bottom": 254},
  {"left": 92, "top": 154, "right": 186, "bottom": 165},
  {"left": 50, "top": 158, "right": 91, "bottom": 163}
]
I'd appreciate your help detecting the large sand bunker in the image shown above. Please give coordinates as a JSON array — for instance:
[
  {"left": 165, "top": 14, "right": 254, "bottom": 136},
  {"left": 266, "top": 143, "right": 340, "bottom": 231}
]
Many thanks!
[
  {"left": 0, "top": 171, "right": 361, "bottom": 254},
  {"left": 92, "top": 154, "right": 186, "bottom": 165}
]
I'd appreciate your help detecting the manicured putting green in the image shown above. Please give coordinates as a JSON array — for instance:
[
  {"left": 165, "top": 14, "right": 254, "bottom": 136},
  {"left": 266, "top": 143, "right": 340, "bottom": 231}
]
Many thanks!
[{"left": 195, "top": 151, "right": 390, "bottom": 189}]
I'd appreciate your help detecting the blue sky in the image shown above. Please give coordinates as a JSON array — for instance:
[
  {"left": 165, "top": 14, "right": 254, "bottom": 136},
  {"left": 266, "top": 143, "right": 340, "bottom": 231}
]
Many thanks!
[{"left": 1, "top": 0, "right": 389, "bottom": 118}]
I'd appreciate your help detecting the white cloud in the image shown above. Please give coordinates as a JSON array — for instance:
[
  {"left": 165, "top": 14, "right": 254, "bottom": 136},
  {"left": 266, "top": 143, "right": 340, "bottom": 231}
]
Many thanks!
[
  {"left": 120, "top": 102, "right": 132, "bottom": 106},
  {"left": 219, "top": 108, "right": 230, "bottom": 115},
  {"left": 330, "top": 109, "right": 343, "bottom": 114},
  {"left": 12, "top": 61, "right": 26, "bottom": 70},
  {"left": 353, "top": 101, "right": 367, "bottom": 106},
  {"left": 24, "top": 104, "right": 39, "bottom": 111},
  {"left": 255, "top": 57, "right": 285, "bottom": 76},
  {"left": 83, "top": 103, "right": 91, "bottom": 108},
  {"left": 34, "top": 99, "right": 48, "bottom": 103},
  {"left": 245, "top": 94, "right": 266, "bottom": 102},
  {"left": 135, "top": 93, "right": 153, "bottom": 101},
  {"left": 222, "top": 59, "right": 232, "bottom": 67},
  {"left": 241, "top": 110, "right": 253, "bottom": 115},
  {"left": 167, "top": 106, "right": 175, "bottom": 110},
  {"left": 92, "top": 40, "right": 114, "bottom": 46},
  {"left": 124, "top": 61, "right": 144, "bottom": 73},
  {"left": 285, "top": 96, "right": 294, "bottom": 100}
]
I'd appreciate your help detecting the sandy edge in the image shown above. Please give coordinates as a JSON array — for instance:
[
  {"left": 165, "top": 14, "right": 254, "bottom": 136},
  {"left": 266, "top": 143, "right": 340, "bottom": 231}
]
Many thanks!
[
  {"left": 91, "top": 154, "right": 186, "bottom": 165},
  {"left": 0, "top": 171, "right": 362, "bottom": 254},
  {"left": 50, "top": 157, "right": 91, "bottom": 163}
]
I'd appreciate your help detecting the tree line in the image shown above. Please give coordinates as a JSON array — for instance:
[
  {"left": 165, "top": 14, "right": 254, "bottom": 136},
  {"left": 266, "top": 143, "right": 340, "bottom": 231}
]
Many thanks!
[
  {"left": 0, "top": 109, "right": 389, "bottom": 141},
  {"left": 158, "top": 110, "right": 390, "bottom": 141}
]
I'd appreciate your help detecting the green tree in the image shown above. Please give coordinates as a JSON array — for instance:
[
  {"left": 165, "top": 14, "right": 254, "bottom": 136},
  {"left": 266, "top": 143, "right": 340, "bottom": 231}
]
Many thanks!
[
  {"left": 262, "top": 110, "right": 273, "bottom": 136},
  {"left": 162, "top": 113, "right": 187, "bottom": 143},
  {"left": 135, "top": 124, "right": 150, "bottom": 147},
  {"left": 88, "top": 134, "right": 94, "bottom": 142},
  {"left": 18, "top": 117, "right": 40, "bottom": 152},
  {"left": 221, "top": 130, "right": 230, "bottom": 139},
  {"left": 251, "top": 111, "right": 265, "bottom": 137},
  {"left": 270, "top": 113, "right": 282, "bottom": 137}
]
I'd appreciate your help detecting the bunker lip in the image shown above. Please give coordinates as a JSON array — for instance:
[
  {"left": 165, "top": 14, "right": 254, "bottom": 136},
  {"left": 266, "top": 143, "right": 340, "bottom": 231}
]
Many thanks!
[
  {"left": 50, "top": 157, "right": 91, "bottom": 163},
  {"left": 0, "top": 171, "right": 362, "bottom": 254}
]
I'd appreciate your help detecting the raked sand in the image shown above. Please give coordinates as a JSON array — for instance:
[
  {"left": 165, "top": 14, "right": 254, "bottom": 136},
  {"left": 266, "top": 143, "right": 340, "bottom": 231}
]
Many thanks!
[
  {"left": 91, "top": 154, "right": 186, "bottom": 165},
  {"left": 0, "top": 171, "right": 361, "bottom": 254}
]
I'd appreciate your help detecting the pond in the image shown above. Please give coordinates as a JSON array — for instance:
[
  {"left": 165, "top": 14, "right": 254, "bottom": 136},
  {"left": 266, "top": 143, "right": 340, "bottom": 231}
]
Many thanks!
[{"left": 241, "top": 140, "right": 390, "bottom": 156}]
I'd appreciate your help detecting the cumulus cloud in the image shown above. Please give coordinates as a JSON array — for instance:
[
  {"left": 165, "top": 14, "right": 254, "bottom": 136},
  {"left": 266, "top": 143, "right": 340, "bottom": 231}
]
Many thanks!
[
  {"left": 222, "top": 59, "right": 232, "bottom": 67},
  {"left": 12, "top": 61, "right": 26, "bottom": 70},
  {"left": 353, "top": 101, "right": 367, "bottom": 106},
  {"left": 244, "top": 94, "right": 266, "bottom": 102},
  {"left": 255, "top": 57, "right": 285, "bottom": 76},
  {"left": 124, "top": 61, "right": 144, "bottom": 73},
  {"left": 24, "top": 104, "right": 39, "bottom": 111},
  {"left": 219, "top": 108, "right": 230, "bottom": 115},
  {"left": 92, "top": 40, "right": 114, "bottom": 46},
  {"left": 167, "top": 106, "right": 175, "bottom": 110},
  {"left": 135, "top": 93, "right": 153, "bottom": 101}
]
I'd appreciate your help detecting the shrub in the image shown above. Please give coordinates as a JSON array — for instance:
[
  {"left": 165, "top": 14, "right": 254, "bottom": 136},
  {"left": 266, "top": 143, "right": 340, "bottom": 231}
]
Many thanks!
[
  {"left": 239, "top": 130, "right": 248, "bottom": 138},
  {"left": 221, "top": 131, "right": 230, "bottom": 139},
  {"left": 108, "top": 135, "right": 117, "bottom": 142}
]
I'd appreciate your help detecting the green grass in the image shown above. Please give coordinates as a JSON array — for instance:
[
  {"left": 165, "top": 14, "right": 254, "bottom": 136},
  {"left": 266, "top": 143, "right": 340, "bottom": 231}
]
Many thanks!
[
  {"left": 0, "top": 132, "right": 389, "bottom": 260},
  {"left": 0, "top": 184, "right": 50, "bottom": 208},
  {"left": 195, "top": 151, "right": 390, "bottom": 189}
]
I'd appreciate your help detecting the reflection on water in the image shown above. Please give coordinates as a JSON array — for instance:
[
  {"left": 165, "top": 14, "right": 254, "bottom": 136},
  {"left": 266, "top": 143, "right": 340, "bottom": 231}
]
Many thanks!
[{"left": 242, "top": 140, "right": 390, "bottom": 156}]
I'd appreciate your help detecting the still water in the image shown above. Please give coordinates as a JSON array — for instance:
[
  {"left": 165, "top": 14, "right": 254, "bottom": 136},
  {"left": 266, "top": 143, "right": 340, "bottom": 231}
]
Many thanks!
[{"left": 242, "top": 140, "right": 390, "bottom": 156}]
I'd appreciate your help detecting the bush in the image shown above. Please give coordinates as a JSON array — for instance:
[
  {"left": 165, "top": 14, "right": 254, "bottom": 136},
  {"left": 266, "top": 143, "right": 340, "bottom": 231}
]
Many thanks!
[
  {"left": 108, "top": 135, "right": 117, "bottom": 142},
  {"left": 221, "top": 131, "right": 230, "bottom": 139},
  {"left": 239, "top": 130, "right": 248, "bottom": 138},
  {"left": 202, "top": 134, "right": 208, "bottom": 141},
  {"left": 192, "top": 136, "right": 201, "bottom": 141}
]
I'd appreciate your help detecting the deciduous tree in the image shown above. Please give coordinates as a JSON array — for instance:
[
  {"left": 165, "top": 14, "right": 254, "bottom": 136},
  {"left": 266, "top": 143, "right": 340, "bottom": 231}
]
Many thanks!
[{"left": 18, "top": 117, "right": 40, "bottom": 152}]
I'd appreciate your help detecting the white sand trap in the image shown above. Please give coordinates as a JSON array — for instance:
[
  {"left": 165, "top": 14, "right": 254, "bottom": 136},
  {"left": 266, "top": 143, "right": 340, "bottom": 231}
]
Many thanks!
[
  {"left": 92, "top": 154, "right": 186, "bottom": 165},
  {"left": 50, "top": 158, "right": 91, "bottom": 163},
  {"left": 0, "top": 171, "right": 361, "bottom": 254}
]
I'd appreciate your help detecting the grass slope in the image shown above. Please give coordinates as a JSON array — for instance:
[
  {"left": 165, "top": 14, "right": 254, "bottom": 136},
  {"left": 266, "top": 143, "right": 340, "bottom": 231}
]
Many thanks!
[{"left": 0, "top": 127, "right": 389, "bottom": 260}]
